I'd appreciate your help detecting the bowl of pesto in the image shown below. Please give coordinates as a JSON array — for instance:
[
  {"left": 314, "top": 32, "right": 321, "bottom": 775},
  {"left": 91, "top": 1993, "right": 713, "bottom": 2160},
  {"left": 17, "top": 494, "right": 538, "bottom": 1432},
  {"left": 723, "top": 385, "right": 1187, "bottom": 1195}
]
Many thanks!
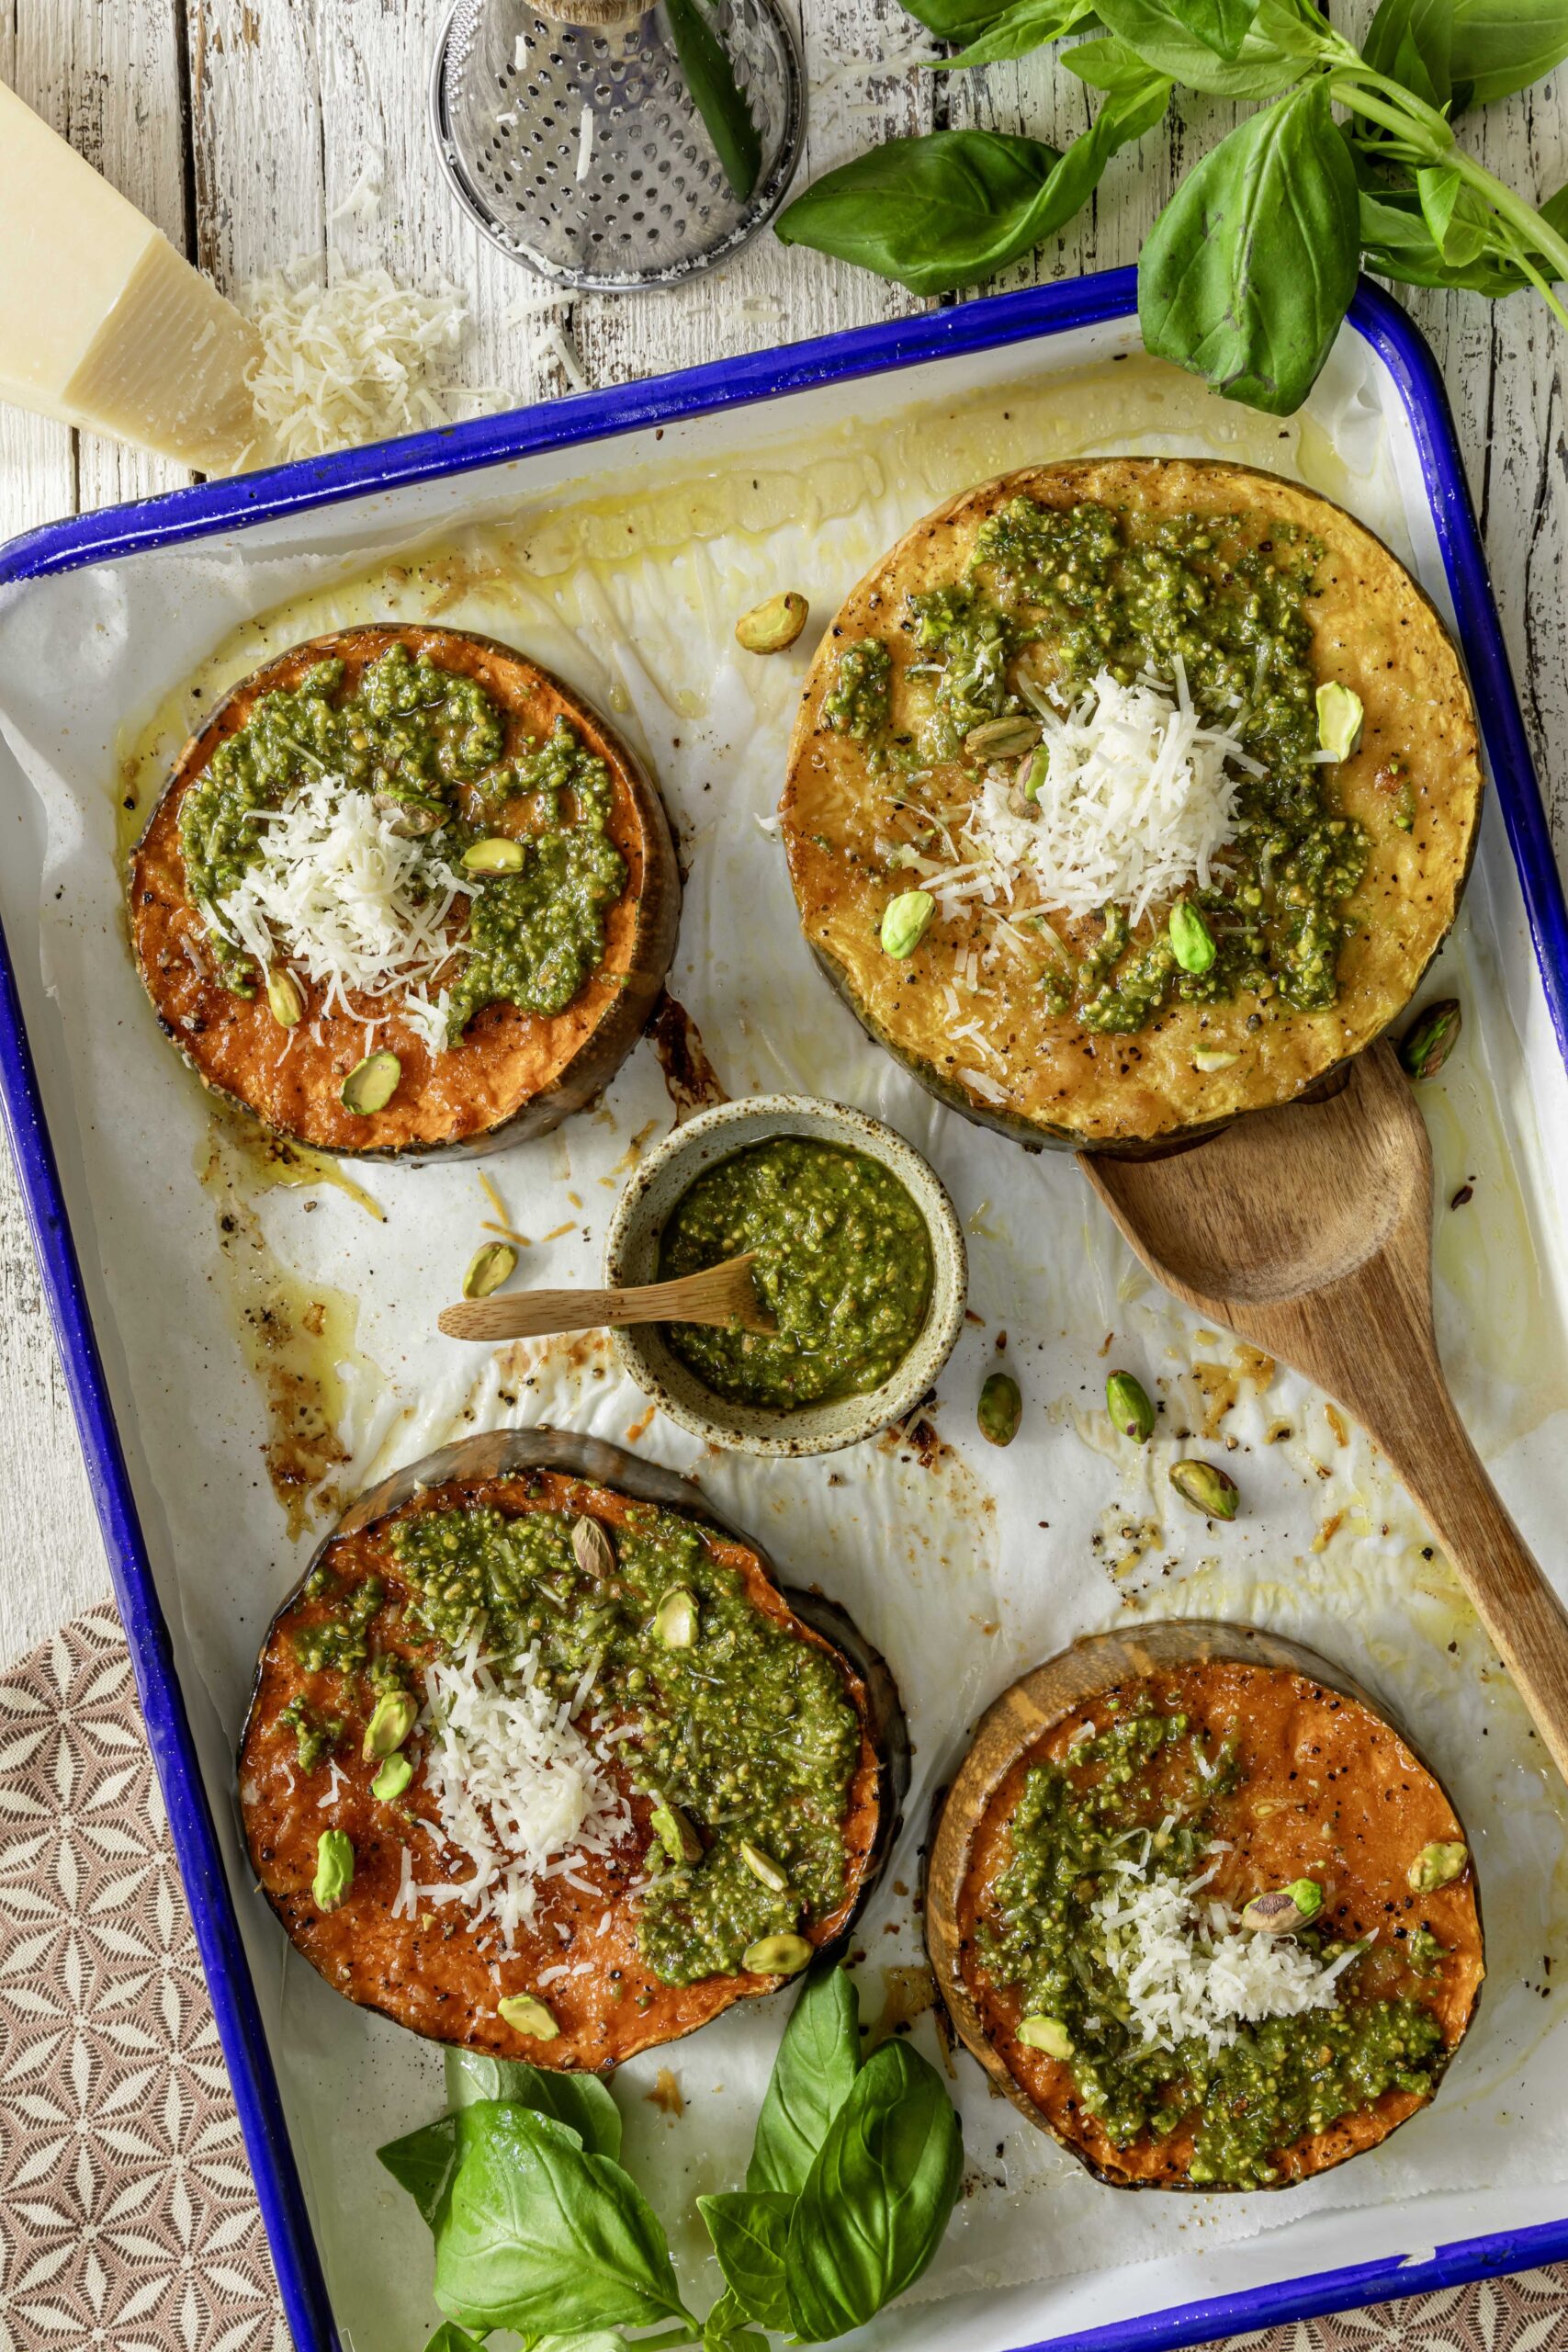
[{"left": 604, "top": 1094, "right": 966, "bottom": 1455}]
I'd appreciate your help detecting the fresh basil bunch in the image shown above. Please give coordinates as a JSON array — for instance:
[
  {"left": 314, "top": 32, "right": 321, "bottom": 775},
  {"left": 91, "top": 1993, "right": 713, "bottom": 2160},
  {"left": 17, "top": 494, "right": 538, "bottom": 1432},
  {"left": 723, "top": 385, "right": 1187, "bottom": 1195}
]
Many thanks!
[
  {"left": 378, "top": 1964, "right": 964, "bottom": 2350},
  {"left": 775, "top": 0, "right": 1568, "bottom": 414}
]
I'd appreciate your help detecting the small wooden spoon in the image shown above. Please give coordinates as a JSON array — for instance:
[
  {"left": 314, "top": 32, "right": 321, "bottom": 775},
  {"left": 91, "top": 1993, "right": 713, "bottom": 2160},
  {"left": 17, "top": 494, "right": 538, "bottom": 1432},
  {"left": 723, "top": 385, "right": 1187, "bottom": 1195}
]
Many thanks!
[
  {"left": 438, "top": 1251, "right": 775, "bottom": 1342},
  {"left": 1081, "top": 1038, "right": 1568, "bottom": 1786}
]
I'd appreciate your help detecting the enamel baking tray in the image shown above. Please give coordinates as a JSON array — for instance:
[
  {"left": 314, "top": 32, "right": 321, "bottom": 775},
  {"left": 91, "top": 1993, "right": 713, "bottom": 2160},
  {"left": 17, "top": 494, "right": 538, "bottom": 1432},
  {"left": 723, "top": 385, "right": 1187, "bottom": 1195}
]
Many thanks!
[{"left": 3, "top": 267, "right": 1568, "bottom": 2352}]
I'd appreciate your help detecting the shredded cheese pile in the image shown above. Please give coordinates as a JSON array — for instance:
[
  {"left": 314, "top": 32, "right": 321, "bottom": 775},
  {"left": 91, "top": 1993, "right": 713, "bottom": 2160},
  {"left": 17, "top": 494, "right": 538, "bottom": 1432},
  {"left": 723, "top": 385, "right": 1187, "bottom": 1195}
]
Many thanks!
[
  {"left": 972, "top": 665, "right": 1252, "bottom": 927},
  {"left": 1090, "top": 1859, "right": 1367, "bottom": 2055},
  {"left": 206, "top": 774, "right": 472, "bottom": 1050},
  {"left": 392, "top": 1636, "right": 633, "bottom": 1951},
  {"left": 238, "top": 263, "right": 492, "bottom": 466}
]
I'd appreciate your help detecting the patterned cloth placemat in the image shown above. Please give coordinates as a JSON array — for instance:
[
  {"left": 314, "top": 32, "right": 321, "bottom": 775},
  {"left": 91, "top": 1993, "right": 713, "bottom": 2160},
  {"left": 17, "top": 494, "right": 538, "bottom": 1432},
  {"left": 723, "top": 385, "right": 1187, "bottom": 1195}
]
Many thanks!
[{"left": 0, "top": 1604, "right": 1563, "bottom": 2352}]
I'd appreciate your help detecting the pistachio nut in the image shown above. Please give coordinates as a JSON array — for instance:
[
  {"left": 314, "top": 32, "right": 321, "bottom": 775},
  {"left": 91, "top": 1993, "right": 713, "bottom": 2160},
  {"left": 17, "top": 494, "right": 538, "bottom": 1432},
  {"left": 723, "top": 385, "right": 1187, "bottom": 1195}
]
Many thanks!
[
  {"left": 1398, "top": 998, "right": 1461, "bottom": 1082},
  {"left": 341, "top": 1048, "right": 401, "bottom": 1115},
  {"left": 1016, "top": 2014, "right": 1074, "bottom": 2059},
  {"left": 1168, "top": 899, "right": 1217, "bottom": 976},
  {"left": 1169, "top": 1457, "right": 1239, "bottom": 1520},
  {"left": 736, "top": 591, "right": 809, "bottom": 654},
  {"left": 1018, "top": 744, "right": 1049, "bottom": 802},
  {"left": 880, "top": 888, "right": 935, "bottom": 960},
  {"left": 265, "top": 966, "right": 305, "bottom": 1028},
  {"left": 1240, "top": 1879, "right": 1323, "bottom": 1934},
  {"left": 649, "top": 1796, "right": 703, "bottom": 1865},
  {"left": 1106, "top": 1369, "right": 1156, "bottom": 1444},
  {"left": 461, "top": 836, "right": 526, "bottom": 875},
  {"left": 739, "top": 1840, "right": 792, "bottom": 1894},
  {"left": 964, "top": 715, "right": 1043, "bottom": 764},
  {"left": 652, "top": 1587, "right": 698, "bottom": 1648},
  {"left": 1315, "top": 681, "right": 1364, "bottom": 762},
  {"left": 1192, "top": 1047, "right": 1240, "bottom": 1073},
  {"left": 312, "top": 1828, "right": 354, "bottom": 1914},
  {"left": 462, "top": 1241, "right": 518, "bottom": 1301},
  {"left": 362, "top": 1689, "right": 419, "bottom": 1761},
  {"left": 977, "top": 1371, "right": 1022, "bottom": 1448},
  {"left": 741, "top": 1933, "right": 813, "bottom": 1977},
  {"left": 374, "top": 793, "right": 443, "bottom": 838},
  {"left": 498, "top": 1993, "right": 559, "bottom": 2041},
  {"left": 371, "top": 1752, "right": 414, "bottom": 1804},
  {"left": 572, "top": 1515, "right": 616, "bottom": 1581},
  {"left": 1408, "top": 1839, "right": 1468, "bottom": 1893}
]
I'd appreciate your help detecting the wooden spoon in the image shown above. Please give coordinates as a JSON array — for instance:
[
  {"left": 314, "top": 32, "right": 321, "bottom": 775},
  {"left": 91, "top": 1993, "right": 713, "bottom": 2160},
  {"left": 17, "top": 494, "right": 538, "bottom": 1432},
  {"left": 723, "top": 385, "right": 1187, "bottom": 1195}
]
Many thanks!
[
  {"left": 1080, "top": 1037, "right": 1568, "bottom": 1785},
  {"left": 438, "top": 1252, "right": 775, "bottom": 1342}
]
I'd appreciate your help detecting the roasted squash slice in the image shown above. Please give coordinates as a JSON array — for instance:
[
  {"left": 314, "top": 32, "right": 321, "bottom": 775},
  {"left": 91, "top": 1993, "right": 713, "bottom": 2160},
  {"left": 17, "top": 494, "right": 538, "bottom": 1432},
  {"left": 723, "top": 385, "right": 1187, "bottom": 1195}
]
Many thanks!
[
  {"left": 927, "top": 1621, "right": 1483, "bottom": 2189},
  {"left": 239, "top": 1430, "right": 906, "bottom": 2068},
  {"left": 781, "top": 458, "right": 1483, "bottom": 1151},
  {"left": 130, "top": 623, "right": 679, "bottom": 1159}
]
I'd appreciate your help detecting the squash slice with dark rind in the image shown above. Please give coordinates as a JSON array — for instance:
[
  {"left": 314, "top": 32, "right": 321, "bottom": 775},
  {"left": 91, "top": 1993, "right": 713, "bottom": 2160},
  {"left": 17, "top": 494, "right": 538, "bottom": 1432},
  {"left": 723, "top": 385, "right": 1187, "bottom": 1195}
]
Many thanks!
[
  {"left": 238, "top": 1429, "right": 906, "bottom": 2069},
  {"left": 130, "top": 623, "right": 680, "bottom": 1160},
  {"left": 926, "top": 1619, "right": 1483, "bottom": 2189},
  {"left": 781, "top": 458, "right": 1483, "bottom": 1154}
]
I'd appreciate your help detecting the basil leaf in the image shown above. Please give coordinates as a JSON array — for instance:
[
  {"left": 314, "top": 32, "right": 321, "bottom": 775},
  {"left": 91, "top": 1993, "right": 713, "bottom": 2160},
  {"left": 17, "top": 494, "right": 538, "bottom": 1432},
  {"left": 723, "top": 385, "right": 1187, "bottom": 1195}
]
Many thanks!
[
  {"left": 1162, "top": 0, "right": 1261, "bottom": 58},
  {"left": 939, "top": 0, "right": 1098, "bottom": 68},
  {"left": 1066, "top": 30, "right": 1179, "bottom": 92},
  {"left": 1361, "top": 0, "right": 1568, "bottom": 113},
  {"left": 423, "top": 2325, "right": 486, "bottom": 2352},
  {"left": 433, "top": 2105, "right": 690, "bottom": 2338},
  {"left": 664, "top": 0, "right": 761, "bottom": 199},
  {"left": 1415, "top": 164, "right": 1493, "bottom": 267},
  {"left": 1359, "top": 188, "right": 1525, "bottom": 291},
  {"left": 378, "top": 2114, "right": 459, "bottom": 2231},
  {"left": 703, "top": 2291, "right": 770, "bottom": 2351},
  {"left": 1094, "top": 0, "right": 1312, "bottom": 95},
  {"left": 696, "top": 2191, "right": 795, "bottom": 2330},
  {"left": 784, "top": 2041, "right": 964, "bottom": 2342},
  {"left": 446, "top": 2048, "right": 623, "bottom": 2161},
  {"left": 899, "top": 0, "right": 1033, "bottom": 36},
  {"left": 776, "top": 83, "right": 1167, "bottom": 295},
  {"left": 1139, "top": 78, "right": 1359, "bottom": 413},
  {"left": 747, "top": 1962, "right": 861, "bottom": 2195}
]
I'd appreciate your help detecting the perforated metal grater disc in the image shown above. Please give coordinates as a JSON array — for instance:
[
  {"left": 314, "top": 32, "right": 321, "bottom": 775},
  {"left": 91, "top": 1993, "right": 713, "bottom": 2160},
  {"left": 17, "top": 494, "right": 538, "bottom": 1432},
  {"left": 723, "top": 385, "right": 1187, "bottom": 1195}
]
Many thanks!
[{"left": 429, "top": 0, "right": 805, "bottom": 292}]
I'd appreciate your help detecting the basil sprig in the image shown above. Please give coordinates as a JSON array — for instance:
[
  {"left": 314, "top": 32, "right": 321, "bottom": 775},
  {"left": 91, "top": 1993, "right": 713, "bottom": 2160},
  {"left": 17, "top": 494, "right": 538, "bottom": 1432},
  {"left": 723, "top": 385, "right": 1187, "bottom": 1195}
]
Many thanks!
[
  {"left": 773, "top": 0, "right": 1568, "bottom": 416},
  {"left": 380, "top": 1968, "right": 964, "bottom": 2351}
]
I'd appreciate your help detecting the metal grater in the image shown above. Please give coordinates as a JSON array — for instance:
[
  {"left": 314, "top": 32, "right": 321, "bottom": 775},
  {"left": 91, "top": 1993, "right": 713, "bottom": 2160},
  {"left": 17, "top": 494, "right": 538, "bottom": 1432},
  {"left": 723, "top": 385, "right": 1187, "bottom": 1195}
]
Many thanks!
[{"left": 429, "top": 0, "right": 805, "bottom": 292}]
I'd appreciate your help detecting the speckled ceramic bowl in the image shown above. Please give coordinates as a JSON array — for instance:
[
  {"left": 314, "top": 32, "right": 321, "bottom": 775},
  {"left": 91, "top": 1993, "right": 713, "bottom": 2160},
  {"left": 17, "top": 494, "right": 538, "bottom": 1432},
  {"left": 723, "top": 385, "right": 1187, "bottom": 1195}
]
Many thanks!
[{"left": 604, "top": 1093, "right": 967, "bottom": 1457}]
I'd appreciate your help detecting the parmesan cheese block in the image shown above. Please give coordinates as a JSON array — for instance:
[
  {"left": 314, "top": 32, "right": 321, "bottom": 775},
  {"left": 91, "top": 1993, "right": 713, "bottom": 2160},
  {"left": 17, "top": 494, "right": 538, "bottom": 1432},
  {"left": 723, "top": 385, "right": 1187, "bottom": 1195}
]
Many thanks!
[{"left": 0, "top": 82, "right": 260, "bottom": 469}]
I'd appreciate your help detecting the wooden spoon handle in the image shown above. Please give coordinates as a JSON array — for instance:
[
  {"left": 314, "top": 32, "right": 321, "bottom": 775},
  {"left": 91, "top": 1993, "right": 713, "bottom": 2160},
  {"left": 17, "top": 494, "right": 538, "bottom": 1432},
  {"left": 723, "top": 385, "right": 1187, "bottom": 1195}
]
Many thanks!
[
  {"left": 1369, "top": 1376, "right": 1568, "bottom": 1785},
  {"left": 438, "top": 1255, "right": 767, "bottom": 1342}
]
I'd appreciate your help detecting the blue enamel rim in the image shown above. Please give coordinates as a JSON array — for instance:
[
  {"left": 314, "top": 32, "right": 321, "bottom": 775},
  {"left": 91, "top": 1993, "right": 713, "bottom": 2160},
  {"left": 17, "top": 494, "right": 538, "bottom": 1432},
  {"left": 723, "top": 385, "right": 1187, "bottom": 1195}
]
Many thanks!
[{"left": 1, "top": 267, "right": 1565, "bottom": 2352}]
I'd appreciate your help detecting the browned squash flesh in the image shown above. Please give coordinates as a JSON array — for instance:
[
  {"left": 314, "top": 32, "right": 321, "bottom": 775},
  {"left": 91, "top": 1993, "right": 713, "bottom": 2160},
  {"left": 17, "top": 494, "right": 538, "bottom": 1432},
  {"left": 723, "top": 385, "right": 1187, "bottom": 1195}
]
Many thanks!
[
  {"left": 130, "top": 623, "right": 679, "bottom": 1159},
  {"left": 939, "top": 1641, "right": 1483, "bottom": 2189},
  {"left": 780, "top": 459, "right": 1484, "bottom": 1150},
  {"left": 238, "top": 1453, "right": 890, "bottom": 2068}
]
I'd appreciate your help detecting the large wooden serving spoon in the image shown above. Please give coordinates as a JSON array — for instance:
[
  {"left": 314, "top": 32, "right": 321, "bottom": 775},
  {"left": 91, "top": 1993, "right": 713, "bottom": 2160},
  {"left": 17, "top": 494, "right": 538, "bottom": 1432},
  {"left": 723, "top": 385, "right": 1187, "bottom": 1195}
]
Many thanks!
[
  {"left": 439, "top": 1251, "right": 775, "bottom": 1342},
  {"left": 1080, "top": 1037, "right": 1568, "bottom": 1785}
]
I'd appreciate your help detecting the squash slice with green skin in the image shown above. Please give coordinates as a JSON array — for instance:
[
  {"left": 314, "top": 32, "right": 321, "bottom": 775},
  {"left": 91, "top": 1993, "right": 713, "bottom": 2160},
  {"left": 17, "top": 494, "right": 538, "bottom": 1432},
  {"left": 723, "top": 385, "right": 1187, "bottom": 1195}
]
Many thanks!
[{"left": 780, "top": 458, "right": 1483, "bottom": 1154}]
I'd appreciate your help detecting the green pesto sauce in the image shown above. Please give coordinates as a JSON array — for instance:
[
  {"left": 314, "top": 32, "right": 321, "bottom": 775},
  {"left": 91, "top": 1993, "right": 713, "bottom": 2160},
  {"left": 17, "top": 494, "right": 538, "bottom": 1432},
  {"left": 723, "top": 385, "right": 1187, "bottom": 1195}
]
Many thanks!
[
  {"left": 177, "top": 644, "right": 625, "bottom": 1037},
  {"left": 278, "top": 1694, "right": 342, "bottom": 1773},
  {"left": 654, "top": 1136, "right": 933, "bottom": 1410},
  {"left": 882, "top": 499, "right": 1371, "bottom": 1036},
  {"left": 978, "top": 1708, "right": 1448, "bottom": 2188},
  {"left": 821, "top": 637, "right": 893, "bottom": 748},
  {"left": 387, "top": 1502, "right": 863, "bottom": 1985}
]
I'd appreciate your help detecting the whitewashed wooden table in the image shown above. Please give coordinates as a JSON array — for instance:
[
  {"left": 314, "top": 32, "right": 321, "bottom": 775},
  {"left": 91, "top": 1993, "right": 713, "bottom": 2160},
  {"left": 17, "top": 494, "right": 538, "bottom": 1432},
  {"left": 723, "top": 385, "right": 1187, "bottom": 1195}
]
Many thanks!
[{"left": 1, "top": 7, "right": 1567, "bottom": 2337}]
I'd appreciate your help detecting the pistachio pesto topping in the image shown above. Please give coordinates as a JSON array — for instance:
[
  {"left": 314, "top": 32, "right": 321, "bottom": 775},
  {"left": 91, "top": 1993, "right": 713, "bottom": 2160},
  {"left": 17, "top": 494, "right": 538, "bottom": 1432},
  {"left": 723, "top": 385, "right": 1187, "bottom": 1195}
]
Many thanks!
[
  {"left": 976, "top": 1707, "right": 1451, "bottom": 2188},
  {"left": 838, "top": 498, "right": 1374, "bottom": 1039},
  {"left": 326, "top": 1500, "right": 865, "bottom": 1986},
  {"left": 177, "top": 644, "right": 625, "bottom": 1042}
]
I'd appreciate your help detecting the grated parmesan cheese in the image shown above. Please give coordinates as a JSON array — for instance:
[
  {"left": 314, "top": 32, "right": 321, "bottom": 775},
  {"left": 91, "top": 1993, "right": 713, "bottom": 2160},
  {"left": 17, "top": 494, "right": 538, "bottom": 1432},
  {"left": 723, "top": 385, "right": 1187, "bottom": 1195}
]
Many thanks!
[
  {"left": 206, "top": 774, "right": 474, "bottom": 1050},
  {"left": 412, "top": 1635, "right": 634, "bottom": 1951},
  {"left": 956, "top": 666, "right": 1252, "bottom": 928},
  {"left": 237, "top": 261, "right": 496, "bottom": 467},
  {"left": 1092, "top": 1865, "right": 1369, "bottom": 2055}
]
